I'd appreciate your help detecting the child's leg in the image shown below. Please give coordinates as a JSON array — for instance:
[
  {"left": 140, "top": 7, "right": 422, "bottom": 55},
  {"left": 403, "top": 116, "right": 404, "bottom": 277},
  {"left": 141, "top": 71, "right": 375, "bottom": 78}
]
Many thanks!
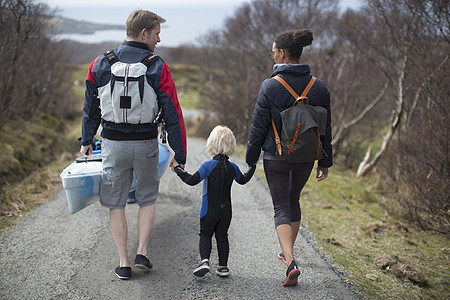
[
  {"left": 199, "top": 215, "right": 216, "bottom": 260},
  {"left": 215, "top": 212, "right": 232, "bottom": 267}
]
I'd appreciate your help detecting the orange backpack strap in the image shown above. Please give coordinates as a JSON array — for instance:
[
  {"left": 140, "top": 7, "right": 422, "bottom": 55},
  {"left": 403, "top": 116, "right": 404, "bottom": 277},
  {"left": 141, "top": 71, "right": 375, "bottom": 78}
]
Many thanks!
[
  {"left": 273, "top": 76, "right": 301, "bottom": 102},
  {"left": 271, "top": 117, "right": 282, "bottom": 155},
  {"left": 273, "top": 75, "right": 317, "bottom": 105},
  {"left": 288, "top": 123, "right": 301, "bottom": 154}
]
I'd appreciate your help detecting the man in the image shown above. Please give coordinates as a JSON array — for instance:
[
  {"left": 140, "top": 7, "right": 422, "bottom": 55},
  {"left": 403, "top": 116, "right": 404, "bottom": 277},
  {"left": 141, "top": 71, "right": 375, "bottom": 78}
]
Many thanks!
[{"left": 80, "top": 10, "right": 186, "bottom": 280}]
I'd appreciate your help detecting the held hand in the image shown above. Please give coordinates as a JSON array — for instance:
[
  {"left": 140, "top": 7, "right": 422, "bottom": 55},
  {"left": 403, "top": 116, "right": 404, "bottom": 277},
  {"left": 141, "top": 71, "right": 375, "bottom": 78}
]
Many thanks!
[
  {"left": 170, "top": 158, "right": 185, "bottom": 172},
  {"left": 316, "top": 166, "right": 329, "bottom": 182},
  {"left": 80, "top": 144, "right": 93, "bottom": 157}
]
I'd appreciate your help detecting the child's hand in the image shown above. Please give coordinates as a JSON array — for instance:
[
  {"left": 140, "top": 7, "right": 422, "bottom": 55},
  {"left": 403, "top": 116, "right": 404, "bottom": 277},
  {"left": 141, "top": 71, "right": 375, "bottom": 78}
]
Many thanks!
[
  {"left": 174, "top": 165, "right": 184, "bottom": 173},
  {"left": 170, "top": 158, "right": 184, "bottom": 172}
]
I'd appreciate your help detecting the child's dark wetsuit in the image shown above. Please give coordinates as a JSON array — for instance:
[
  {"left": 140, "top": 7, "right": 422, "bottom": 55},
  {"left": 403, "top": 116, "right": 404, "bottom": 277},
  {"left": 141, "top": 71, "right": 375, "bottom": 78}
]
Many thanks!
[{"left": 175, "top": 154, "right": 256, "bottom": 266}]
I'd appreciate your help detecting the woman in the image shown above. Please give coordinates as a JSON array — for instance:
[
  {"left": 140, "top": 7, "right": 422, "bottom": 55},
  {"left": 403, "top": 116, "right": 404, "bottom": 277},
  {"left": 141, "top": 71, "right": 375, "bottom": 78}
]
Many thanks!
[{"left": 246, "top": 29, "right": 333, "bottom": 286}]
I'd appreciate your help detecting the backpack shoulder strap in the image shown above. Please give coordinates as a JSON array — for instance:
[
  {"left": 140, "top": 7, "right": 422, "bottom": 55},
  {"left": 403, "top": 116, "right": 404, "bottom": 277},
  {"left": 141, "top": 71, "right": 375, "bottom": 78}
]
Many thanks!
[
  {"left": 141, "top": 54, "right": 160, "bottom": 68},
  {"left": 301, "top": 77, "right": 317, "bottom": 99},
  {"left": 103, "top": 50, "right": 119, "bottom": 65},
  {"left": 273, "top": 75, "right": 317, "bottom": 105}
]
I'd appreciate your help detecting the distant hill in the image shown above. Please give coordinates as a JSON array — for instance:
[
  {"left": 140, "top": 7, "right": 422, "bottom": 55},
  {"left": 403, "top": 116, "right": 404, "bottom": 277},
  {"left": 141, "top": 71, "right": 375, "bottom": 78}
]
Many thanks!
[
  {"left": 58, "top": 40, "right": 170, "bottom": 65},
  {"left": 57, "top": 40, "right": 121, "bottom": 64},
  {"left": 47, "top": 17, "right": 124, "bottom": 35},
  {"left": 49, "top": 17, "right": 174, "bottom": 65}
]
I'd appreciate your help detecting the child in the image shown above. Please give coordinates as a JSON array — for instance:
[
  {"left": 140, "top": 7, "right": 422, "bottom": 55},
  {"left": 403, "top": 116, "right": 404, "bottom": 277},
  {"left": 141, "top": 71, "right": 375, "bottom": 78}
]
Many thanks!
[{"left": 173, "top": 125, "right": 256, "bottom": 277}]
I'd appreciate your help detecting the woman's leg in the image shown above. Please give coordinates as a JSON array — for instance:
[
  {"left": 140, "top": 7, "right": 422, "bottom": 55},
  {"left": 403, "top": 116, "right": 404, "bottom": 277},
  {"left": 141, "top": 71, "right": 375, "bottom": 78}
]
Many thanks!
[
  {"left": 264, "top": 159, "right": 295, "bottom": 265},
  {"left": 288, "top": 162, "right": 314, "bottom": 246},
  {"left": 291, "top": 221, "right": 301, "bottom": 244},
  {"left": 275, "top": 224, "right": 295, "bottom": 266},
  {"left": 264, "top": 160, "right": 314, "bottom": 266}
]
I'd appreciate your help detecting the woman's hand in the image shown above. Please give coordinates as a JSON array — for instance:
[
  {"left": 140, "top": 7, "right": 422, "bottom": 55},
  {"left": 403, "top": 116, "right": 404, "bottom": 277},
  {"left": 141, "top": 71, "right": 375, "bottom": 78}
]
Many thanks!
[{"left": 316, "top": 166, "right": 328, "bottom": 182}]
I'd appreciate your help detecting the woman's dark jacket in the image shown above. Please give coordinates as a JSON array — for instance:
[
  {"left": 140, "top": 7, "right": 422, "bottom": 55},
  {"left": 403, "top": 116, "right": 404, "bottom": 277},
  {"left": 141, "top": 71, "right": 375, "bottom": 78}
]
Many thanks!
[{"left": 246, "top": 64, "right": 333, "bottom": 168}]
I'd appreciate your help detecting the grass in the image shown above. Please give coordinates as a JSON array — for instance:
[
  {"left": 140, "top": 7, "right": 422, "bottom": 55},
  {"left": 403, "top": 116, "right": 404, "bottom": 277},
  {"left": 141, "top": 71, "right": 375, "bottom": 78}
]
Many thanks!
[
  {"left": 170, "top": 64, "right": 203, "bottom": 109},
  {"left": 0, "top": 63, "right": 87, "bottom": 233},
  {"left": 0, "top": 155, "right": 75, "bottom": 232},
  {"left": 71, "top": 64, "right": 89, "bottom": 99},
  {"left": 0, "top": 116, "right": 80, "bottom": 232},
  {"left": 299, "top": 168, "right": 450, "bottom": 299}
]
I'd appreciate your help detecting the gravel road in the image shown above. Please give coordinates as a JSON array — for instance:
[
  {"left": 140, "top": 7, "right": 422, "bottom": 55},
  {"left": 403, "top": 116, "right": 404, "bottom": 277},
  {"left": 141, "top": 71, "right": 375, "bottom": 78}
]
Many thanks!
[{"left": 0, "top": 138, "right": 361, "bottom": 300}]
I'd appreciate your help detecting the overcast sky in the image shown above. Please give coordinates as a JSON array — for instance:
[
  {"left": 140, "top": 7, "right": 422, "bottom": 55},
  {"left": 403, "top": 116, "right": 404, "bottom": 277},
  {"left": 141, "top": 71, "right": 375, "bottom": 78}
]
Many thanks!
[
  {"left": 44, "top": 0, "right": 362, "bottom": 47},
  {"left": 45, "top": 0, "right": 251, "bottom": 7}
]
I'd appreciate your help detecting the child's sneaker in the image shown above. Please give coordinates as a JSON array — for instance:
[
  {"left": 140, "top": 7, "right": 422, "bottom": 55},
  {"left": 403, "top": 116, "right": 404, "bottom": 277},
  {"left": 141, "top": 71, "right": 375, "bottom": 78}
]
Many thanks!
[
  {"left": 193, "top": 260, "right": 210, "bottom": 277},
  {"left": 282, "top": 260, "right": 300, "bottom": 286},
  {"left": 215, "top": 266, "right": 230, "bottom": 277},
  {"left": 278, "top": 252, "right": 287, "bottom": 264}
]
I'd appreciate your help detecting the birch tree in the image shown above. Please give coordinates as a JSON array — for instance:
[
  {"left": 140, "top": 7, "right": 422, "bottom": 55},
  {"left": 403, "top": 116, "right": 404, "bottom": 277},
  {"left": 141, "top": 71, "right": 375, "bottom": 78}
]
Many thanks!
[{"left": 347, "top": 0, "right": 449, "bottom": 177}]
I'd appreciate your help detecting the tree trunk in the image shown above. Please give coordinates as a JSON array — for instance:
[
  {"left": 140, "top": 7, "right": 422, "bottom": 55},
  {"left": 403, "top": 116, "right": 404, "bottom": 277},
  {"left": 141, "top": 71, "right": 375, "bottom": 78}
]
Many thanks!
[{"left": 356, "top": 54, "right": 406, "bottom": 177}]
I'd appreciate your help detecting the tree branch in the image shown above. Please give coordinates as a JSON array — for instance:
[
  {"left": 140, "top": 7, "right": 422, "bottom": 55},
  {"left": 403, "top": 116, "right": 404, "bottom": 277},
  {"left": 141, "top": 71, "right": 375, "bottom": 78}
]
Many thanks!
[
  {"left": 406, "top": 55, "right": 449, "bottom": 127},
  {"left": 333, "top": 80, "right": 390, "bottom": 145}
]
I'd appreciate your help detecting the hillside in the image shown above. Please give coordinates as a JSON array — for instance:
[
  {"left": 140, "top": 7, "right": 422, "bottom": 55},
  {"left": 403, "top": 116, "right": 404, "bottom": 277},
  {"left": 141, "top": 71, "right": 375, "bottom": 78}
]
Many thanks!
[
  {"left": 48, "top": 17, "right": 172, "bottom": 64},
  {"left": 46, "top": 17, "right": 124, "bottom": 35},
  {"left": 57, "top": 40, "right": 171, "bottom": 65}
]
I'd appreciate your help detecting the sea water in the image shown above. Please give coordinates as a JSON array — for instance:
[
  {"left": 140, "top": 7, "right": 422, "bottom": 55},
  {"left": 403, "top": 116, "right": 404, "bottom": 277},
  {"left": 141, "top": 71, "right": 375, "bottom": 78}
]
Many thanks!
[{"left": 52, "top": 29, "right": 126, "bottom": 44}]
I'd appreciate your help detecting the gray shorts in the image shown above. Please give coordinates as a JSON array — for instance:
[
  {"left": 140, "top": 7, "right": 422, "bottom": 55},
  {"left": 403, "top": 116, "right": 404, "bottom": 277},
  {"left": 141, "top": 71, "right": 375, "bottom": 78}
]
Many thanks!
[{"left": 100, "top": 138, "right": 159, "bottom": 209}]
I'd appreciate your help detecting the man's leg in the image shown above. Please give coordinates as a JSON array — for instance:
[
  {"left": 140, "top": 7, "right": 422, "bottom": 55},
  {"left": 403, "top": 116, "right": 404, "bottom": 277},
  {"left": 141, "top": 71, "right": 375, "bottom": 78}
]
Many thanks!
[
  {"left": 110, "top": 208, "right": 130, "bottom": 267},
  {"left": 133, "top": 139, "right": 159, "bottom": 257},
  {"left": 137, "top": 204, "right": 156, "bottom": 256}
]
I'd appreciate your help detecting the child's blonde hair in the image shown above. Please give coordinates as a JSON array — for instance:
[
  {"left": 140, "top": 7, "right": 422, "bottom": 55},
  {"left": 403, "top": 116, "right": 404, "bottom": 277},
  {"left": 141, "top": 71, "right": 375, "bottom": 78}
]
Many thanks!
[{"left": 206, "top": 125, "right": 236, "bottom": 157}]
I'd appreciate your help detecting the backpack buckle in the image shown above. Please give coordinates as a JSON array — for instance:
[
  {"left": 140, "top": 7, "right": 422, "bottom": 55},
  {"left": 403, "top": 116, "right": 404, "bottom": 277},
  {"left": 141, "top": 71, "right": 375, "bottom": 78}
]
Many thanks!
[{"left": 294, "top": 96, "right": 309, "bottom": 105}]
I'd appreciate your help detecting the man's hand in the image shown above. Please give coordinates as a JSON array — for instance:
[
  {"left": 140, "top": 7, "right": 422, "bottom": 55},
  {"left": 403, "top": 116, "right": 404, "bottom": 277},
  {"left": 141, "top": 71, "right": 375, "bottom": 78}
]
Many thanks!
[
  {"left": 80, "top": 144, "right": 93, "bottom": 157},
  {"left": 316, "top": 166, "right": 329, "bottom": 182},
  {"left": 170, "top": 158, "right": 185, "bottom": 172}
]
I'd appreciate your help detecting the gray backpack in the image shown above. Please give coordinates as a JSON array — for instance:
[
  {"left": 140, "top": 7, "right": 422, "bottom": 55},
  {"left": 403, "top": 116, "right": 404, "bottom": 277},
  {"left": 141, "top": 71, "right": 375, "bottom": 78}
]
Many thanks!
[
  {"left": 98, "top": 50, "right": 162, "bottom": 125},
  {"left": 271, "top": 75, "right": 328, "bottom": 163}
]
